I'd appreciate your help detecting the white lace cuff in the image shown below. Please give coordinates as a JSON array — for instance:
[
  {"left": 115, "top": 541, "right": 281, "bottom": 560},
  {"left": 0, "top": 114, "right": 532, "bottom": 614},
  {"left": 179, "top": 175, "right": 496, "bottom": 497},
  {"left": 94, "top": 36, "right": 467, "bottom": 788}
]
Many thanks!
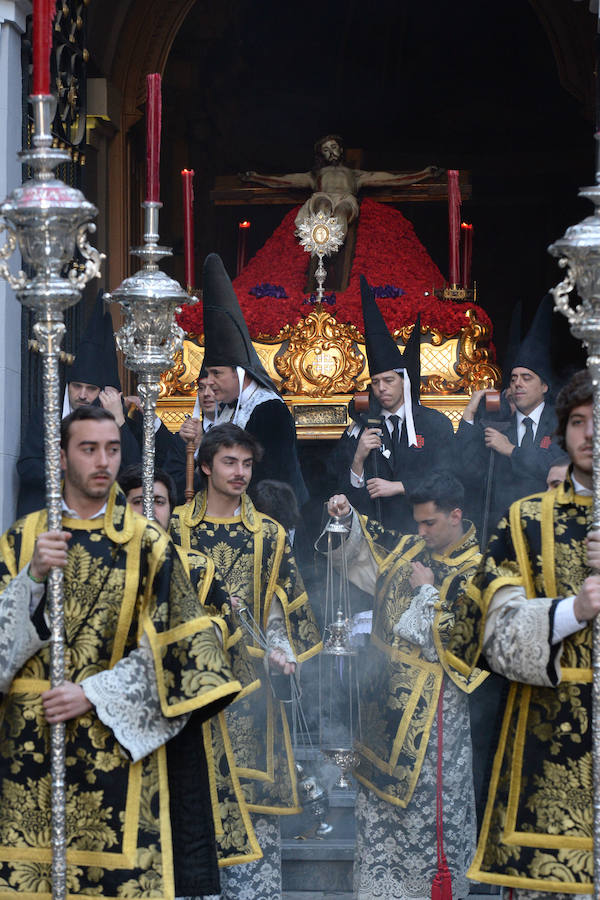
[
  {"left": 483, "top": 586, "right": 556, "bottom": 685},
  {"left": 0, "top": 569, "right": 49, "bottom": 693},
  {"left": 81, "top": 634, "right": 187, "bottom": 762},
  {"left": 393, "top": 584, "right": 438, "bottom": 660}
]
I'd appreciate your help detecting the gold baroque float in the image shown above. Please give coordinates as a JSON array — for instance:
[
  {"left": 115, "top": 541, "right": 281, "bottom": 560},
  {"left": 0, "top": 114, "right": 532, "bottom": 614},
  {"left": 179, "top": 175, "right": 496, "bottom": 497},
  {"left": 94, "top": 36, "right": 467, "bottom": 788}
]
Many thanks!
[{"left": 157, "top": 305, "right": 500, "bottom": 438}]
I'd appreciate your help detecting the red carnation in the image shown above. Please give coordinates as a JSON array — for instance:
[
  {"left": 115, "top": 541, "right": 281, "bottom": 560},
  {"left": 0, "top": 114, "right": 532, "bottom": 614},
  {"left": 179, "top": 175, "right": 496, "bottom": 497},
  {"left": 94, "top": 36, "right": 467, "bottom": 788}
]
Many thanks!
[{"left": 539, "top": 435, "right": 552, "bottom": 449}]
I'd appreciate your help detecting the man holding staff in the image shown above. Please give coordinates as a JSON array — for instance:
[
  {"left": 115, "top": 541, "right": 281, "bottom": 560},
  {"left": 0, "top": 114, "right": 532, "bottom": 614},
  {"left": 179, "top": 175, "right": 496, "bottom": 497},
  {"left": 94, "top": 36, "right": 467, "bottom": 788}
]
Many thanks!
[
  {"left": 0, "top": 406, "right": 240, "bottom": 900},
  {"left": 448, "top": 369, "right": 600, "bottom": 897}
]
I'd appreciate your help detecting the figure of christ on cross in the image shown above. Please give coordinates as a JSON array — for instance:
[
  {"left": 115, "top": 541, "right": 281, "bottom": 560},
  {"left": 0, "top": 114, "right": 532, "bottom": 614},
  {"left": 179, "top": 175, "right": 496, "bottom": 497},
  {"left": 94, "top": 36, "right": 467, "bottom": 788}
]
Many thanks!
[{"left": 239, "top": 134, "right": 442, "bottom": 239}]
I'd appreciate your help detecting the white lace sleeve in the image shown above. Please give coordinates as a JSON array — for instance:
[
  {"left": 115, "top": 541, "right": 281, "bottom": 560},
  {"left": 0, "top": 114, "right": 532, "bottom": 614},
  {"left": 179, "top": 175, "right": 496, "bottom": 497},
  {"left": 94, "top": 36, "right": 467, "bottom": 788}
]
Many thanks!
[
  {"left": 483, "top": 585, "right": 557, "bottom": 685},
  {"left": 393, "top": 584, "right": 439, "bottom": 661},
  {"left": 265, "top": 596, "right": 296, "bottom": 665},
  {"left": 0, "top": 569, "right": 49, "bottom": 693},
  {"left": 81, "top": 634, "right": 188, "bottom": 763}
]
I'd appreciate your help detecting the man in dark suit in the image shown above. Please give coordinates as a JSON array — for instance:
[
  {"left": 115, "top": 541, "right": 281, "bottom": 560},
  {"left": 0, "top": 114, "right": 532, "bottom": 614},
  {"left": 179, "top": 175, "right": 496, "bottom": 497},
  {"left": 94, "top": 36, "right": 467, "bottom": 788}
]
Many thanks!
[
  {"left": 328, "top": 276, "right": 455, "bottom": 533},
  {"left": 455, "top": 295, "right": 564, "bottom": 539}
]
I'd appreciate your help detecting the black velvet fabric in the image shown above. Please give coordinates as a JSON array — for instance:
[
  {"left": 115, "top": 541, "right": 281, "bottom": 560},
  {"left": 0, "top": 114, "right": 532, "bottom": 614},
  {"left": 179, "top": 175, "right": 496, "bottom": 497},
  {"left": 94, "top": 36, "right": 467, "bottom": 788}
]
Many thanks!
[
  {"left": 454, "top": 401, "right": 564, "bottom": 535},
  {"left": 166, "top": 712, "right": 220, "bottom": 897}
]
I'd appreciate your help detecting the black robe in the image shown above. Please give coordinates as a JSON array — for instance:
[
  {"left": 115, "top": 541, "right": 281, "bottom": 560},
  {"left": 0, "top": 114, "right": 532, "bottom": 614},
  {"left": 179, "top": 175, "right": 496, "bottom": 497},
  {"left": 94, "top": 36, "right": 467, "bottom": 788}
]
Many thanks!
[
  {"left": 328, "top": 400, "right": 456, "bottom": 532},
  {"left": 454, "top": 401, "right": 564, "bottom": 536},
  {"left": 16, "top": 408, "right": 142, "bottom": 517},
  {"left": 165, "top": 398, "right": 309, "bottom": 507}
]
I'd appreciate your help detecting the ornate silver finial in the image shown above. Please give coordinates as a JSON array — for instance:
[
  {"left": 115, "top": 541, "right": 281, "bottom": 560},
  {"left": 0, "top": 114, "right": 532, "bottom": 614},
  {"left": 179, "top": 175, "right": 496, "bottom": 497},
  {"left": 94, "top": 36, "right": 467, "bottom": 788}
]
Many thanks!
[
  {"left": 0, "top": 92, "right": 104, "bottom": 900},
  {"left": 106, "top": 201, "right": 195, "bottom": 518}
]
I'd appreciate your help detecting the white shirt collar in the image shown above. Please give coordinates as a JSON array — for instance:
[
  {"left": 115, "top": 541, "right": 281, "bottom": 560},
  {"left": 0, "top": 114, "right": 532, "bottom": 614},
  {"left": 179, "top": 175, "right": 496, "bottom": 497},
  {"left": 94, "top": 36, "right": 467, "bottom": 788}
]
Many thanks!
[
  {"left": 516, "top": 401, "right": 545, "bottom": 428},
  {"left": 572, "top": 475, "right": 593, "bottom": 497},
  {"left": 61, "top": 499, "right": 107, "bottom": 520},
  {"left": 381, "top": 404, "right": 405, "bottom": 421}
]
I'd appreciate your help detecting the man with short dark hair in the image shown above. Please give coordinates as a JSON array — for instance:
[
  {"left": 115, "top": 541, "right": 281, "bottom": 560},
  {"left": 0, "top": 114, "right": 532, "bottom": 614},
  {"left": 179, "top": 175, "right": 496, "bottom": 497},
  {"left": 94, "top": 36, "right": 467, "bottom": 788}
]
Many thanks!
[
  {"left": 0, "top": 405, "right": 240, "bottom": 899},
  {"left": 447, "top": 368, "right": 600, "bottom": 898},
  {"left": 170, "top": 423, "right": 321, "bottom": 900},
  {"left": 329, "top": 276, "right": 455, "bottom": 532},
  {"left": 455, "top": 295, "right": 565, "bottom": 535},
  {"left": 119, "top": 460, "right": 262, "bottom": 876},
  {"left": 326, "top": 471, "right": 485, "bottom": 900}
]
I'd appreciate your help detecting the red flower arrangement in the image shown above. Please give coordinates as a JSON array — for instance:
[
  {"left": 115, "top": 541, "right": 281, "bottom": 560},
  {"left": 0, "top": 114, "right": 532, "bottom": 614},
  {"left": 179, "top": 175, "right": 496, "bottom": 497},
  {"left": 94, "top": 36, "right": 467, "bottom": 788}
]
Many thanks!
[{"left": 177, "top": 198, "right": 493, "bottom": 342}]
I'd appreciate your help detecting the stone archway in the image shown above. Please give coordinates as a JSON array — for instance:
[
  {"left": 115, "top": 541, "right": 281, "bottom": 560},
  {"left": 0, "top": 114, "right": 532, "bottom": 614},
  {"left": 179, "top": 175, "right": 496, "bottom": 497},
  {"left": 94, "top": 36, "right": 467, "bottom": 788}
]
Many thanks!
[{"left": 87, "top": 0, "right": 197, "bottom": 287}]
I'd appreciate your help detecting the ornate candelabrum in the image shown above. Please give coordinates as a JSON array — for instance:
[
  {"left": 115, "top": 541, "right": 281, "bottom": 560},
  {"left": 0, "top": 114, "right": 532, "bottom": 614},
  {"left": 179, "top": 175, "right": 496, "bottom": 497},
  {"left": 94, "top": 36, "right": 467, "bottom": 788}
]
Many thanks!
[
  {"left": 106, "top": 202, "right": 194, "bottom": 517},
  {"left": 297, "top": 211, "right": 344, "bottom": 303},
  {"left": 0, "top": 93, "right": 104, "bottom": 900},
  {"left": 319, "top": 514, "right": 361, "bottom": 788},
  {"left": 548, "top": 173, "right": 600, "bottom": 896}
]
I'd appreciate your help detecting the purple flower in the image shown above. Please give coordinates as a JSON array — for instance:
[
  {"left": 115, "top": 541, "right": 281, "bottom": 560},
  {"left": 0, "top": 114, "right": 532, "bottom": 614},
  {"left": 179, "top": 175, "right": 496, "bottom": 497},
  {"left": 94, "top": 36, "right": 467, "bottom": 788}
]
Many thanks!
[
  {"left": 249, "top": 283, "right": 289, "bottom": 299},
  {"left": 373, "top": 285, "right": 405, "bottom": 299},
  {"left": 303, "top": 293, "right": 336, "bottom": 306}
]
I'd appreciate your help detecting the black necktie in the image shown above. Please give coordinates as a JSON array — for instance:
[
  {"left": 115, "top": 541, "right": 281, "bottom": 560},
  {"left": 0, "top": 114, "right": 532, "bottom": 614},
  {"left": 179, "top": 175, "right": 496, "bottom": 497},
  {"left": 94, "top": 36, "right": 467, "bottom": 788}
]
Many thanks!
[
  {"left": 389, "top": 415, "right": 400, "bottom": 462},
  {"left": 521, "top": 416, "right": 534, "bottom": 450}
]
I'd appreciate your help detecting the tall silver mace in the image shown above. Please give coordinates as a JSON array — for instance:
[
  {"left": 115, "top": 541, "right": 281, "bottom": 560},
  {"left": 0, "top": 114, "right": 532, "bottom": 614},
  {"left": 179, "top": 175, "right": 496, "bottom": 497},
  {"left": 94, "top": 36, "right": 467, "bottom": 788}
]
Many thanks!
[
  {"left": 0, "top": 94, "right": 104, "bottom": 900},
  {"left": 548, "top": 161, "right": 600, "bottom": 897},
  {"left": 106, "top": 202, "right": 194, "bottom": 517}
]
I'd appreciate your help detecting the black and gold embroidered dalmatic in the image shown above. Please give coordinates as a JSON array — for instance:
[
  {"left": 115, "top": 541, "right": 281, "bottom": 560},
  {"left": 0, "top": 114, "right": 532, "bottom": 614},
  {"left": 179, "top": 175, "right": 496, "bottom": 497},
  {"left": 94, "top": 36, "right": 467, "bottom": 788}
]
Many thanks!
[
  {"left": 173, "top": 545, "right": 262, "bottom": 867},
  {"left": 349, "top": 515, "right": 485, "bottom": 805},
  {"left": 0, "top": 485, "right": 240, "bottom": 900},
  {"left": 447, "top": 481, "right": 594, "bottom": 894},
  {"left": 170, "top": 490, "right": 322, "bottom": 814}
]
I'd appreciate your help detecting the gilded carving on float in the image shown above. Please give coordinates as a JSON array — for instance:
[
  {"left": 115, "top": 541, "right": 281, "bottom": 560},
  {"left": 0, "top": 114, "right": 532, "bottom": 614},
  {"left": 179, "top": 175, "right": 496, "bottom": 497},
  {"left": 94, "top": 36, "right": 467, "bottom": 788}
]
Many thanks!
[
  {"left": 157, "top": 305, "right": 500, "bottom": 437},
  {"left": 274, "top": 308, "right": 366, "bottom": 396}
]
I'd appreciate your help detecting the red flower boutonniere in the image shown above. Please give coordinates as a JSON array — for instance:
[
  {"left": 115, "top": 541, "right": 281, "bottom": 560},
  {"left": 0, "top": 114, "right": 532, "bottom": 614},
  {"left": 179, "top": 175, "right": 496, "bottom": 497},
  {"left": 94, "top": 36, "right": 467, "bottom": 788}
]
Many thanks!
[
  {"left": 415, "top": 434, "right": 425, "bottom": 448},
  {"left": 539, "top": 436, "right": 552, "bottom": 449}
]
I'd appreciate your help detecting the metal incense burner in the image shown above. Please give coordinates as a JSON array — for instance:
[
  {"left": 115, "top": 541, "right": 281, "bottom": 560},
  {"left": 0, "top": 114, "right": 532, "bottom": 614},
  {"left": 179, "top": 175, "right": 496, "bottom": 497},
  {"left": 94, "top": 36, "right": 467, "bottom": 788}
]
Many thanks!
[{"left": 0, "top": 93, "right": 104, "bottom": 900}]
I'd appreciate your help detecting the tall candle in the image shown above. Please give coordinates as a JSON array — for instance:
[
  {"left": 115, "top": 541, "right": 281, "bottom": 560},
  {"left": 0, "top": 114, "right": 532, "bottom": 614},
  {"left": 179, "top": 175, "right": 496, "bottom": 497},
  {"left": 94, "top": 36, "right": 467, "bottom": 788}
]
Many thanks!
[
  {"left": 447, "top": 170, "right": 461, "bottom": 286},
  {"left": 237, "top": 220, "right": 251, "bottom": 276},
  {"left": 461, "top": 222, "right": 473, "bottom": 288},
  {"left": 145, "top": 74, "right": 162, "bottom": 203},
  {"left": 181, "top": 169, "right": 195, "bottom": 290},
  {"left": 33, "top": 0, "right": 53, "bottom": 95}
]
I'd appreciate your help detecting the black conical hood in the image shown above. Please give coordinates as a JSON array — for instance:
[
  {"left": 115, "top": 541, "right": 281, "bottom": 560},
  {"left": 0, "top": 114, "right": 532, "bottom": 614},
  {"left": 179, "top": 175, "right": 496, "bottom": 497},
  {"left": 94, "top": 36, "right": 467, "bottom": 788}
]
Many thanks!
[
  {"left": 512, "top": 294, "right": 554, "bottom": 387},
  {"left": 501, "top": 300, "right": 523, "bottom": 390},
  {"left": 202, "top": 253, "right": 277, "bottom": 392},
  {"left": 69, "top": 291, "right": 121, "bottom": 390},
  {"left": 361, "top": 275, "right": 421, "bottom": 400}
]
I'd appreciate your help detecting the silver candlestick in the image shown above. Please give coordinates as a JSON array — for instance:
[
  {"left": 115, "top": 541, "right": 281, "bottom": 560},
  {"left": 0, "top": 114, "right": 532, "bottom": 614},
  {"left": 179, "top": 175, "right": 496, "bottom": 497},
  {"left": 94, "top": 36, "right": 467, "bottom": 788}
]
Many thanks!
[
  {"left": 106, "top": 201, "right": 194, "bottom": 518},
  {"left": 548, "top": 166, "right": 600, "bottom": 898},
  {"left": 0, "top": 93, "right": 104, "bottom": 900}
]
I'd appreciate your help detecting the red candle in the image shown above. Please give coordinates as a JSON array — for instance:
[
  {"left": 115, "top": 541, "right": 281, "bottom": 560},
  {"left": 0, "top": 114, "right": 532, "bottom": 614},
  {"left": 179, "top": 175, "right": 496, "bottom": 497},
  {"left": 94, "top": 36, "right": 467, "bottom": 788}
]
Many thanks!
[
  {"left": 145, "top": 74, "right": 162, "bottom": 203},
  {"left": 237, "top": 220, "right": 251, "bottom": 276},
  {"left": 461, "top": 222, "right": 473, "bottom": 288},
  {"left": 33, "top": 0, "right": 53, "bottom": 95},
  {"left": 181, "top": 169, "right": 195, "bottom": 290},
  {"left": 447, "top": 170, "right": 461, "bottom": 286}
]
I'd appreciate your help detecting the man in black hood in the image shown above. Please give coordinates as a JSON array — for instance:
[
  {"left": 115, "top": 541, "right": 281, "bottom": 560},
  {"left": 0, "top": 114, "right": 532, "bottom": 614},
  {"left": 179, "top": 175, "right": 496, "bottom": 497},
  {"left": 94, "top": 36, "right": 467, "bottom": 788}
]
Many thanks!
[
  {"left": 194, "top": 253, "right": 308, "bottom": 506},
  {"left": 455, "top": 294, "right": 565, "bottom": 539},
  {"left": 328, "top": 276, "right": 455, "bottom": 532},
  {"left": 16, "top": 294, "right": 144, "bottom": 516}
]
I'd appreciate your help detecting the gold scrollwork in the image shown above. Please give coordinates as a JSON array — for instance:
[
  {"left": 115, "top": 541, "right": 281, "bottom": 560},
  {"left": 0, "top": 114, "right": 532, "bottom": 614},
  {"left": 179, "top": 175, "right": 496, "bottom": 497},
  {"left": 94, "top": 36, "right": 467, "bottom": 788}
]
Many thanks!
[{"left": 274, "top": 309, "right": 367, "bottom": 396}]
